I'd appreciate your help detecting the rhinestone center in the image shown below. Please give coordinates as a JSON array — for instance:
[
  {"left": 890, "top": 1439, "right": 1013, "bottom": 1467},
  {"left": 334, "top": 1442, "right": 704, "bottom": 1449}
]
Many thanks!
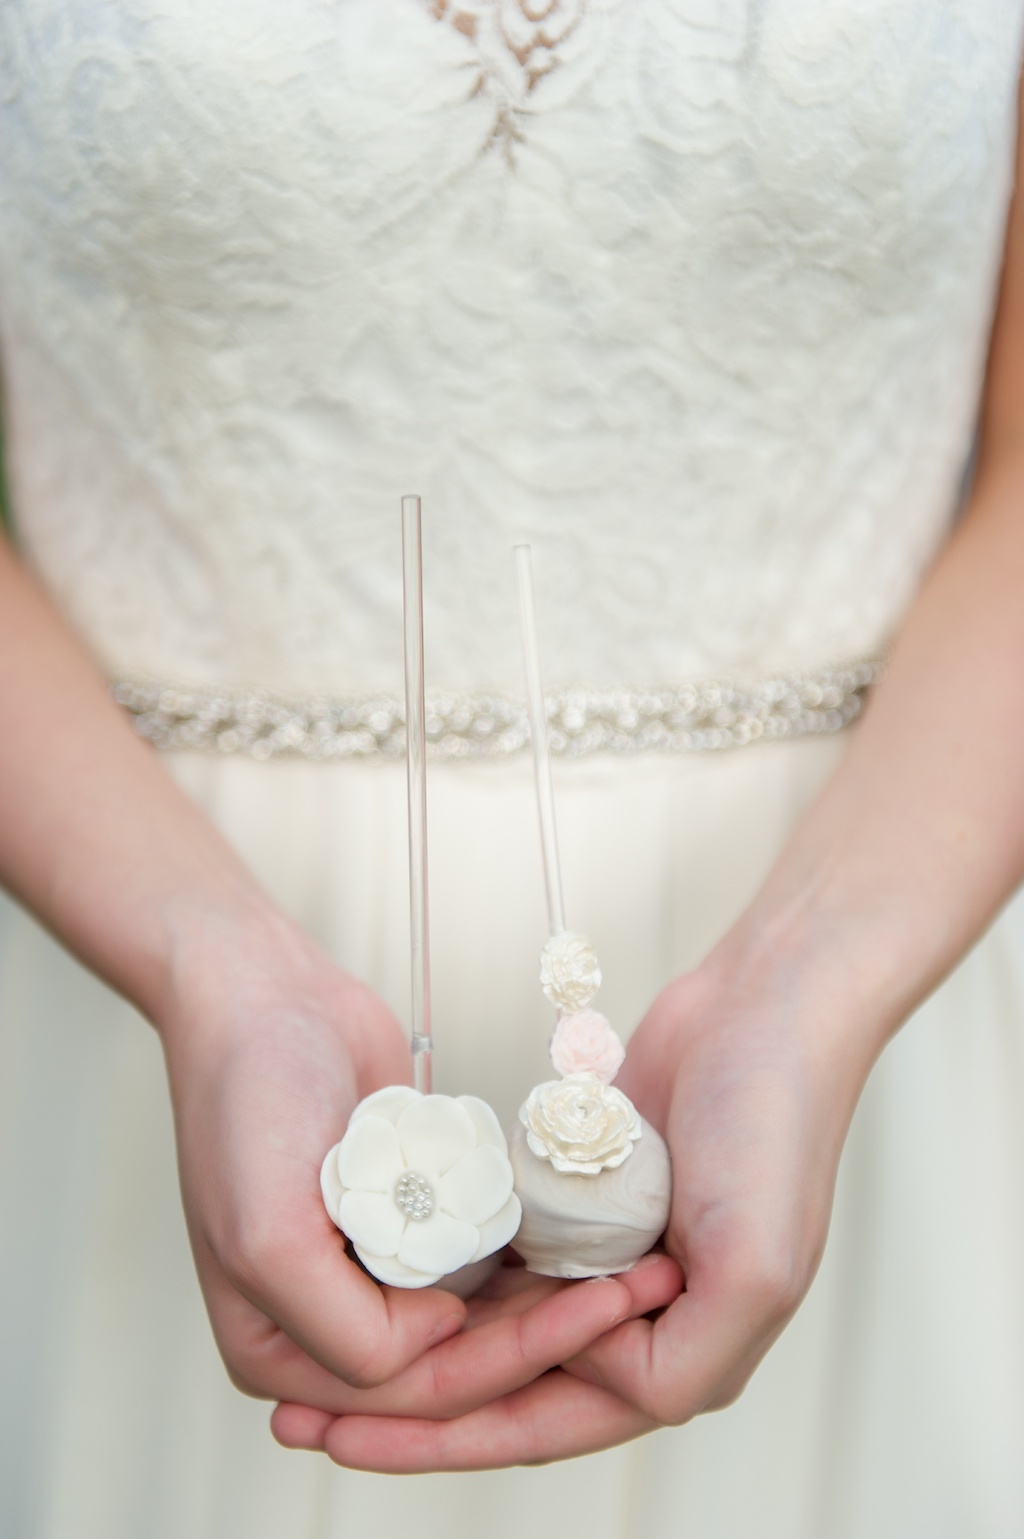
[{"left": 394, "top": 1170, "right": 435, "bottom": 1222}]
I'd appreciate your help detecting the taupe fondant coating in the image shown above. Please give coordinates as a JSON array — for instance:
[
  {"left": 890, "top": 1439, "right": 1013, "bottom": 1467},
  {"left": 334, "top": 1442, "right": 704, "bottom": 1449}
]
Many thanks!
[{"left": 507, "top": 1118, "right": 671, "bottom": 1278}]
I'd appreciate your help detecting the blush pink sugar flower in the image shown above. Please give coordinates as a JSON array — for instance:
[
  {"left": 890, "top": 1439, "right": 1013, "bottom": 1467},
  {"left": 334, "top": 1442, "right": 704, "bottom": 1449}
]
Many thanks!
[{"left": 549, "top": 1009, "right": 625, "bottom": 1084}]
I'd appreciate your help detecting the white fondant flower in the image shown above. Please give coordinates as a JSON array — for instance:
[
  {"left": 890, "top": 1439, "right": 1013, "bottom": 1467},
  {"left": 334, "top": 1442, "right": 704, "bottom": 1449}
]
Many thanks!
[
  {"left": 539, "top": 930, "right": 602, "bottom": 1012},
  {"left": 321, "top": 1086, "right": 522, "bottom": 1288},
  {"left": 550, "top": 1009, "right": 625, "bottom": 1083},
  {"left": 520, "top": 1072, "right": 642, "bottom": 1175}
]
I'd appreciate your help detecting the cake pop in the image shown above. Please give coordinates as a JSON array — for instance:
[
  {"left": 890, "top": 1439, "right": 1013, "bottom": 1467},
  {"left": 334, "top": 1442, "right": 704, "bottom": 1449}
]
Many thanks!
[
  {"left": 320, "top": 499, "right": 520, "bottom": 1295},
  {"left": 506, "top": 545, "right": 670, "bottom": 1278}
]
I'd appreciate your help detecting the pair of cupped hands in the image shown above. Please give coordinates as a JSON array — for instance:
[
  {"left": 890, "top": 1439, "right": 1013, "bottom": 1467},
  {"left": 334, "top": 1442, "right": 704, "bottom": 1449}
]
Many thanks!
[{"left": 162, "top": 901, "right": 870, "bottom": 1472}]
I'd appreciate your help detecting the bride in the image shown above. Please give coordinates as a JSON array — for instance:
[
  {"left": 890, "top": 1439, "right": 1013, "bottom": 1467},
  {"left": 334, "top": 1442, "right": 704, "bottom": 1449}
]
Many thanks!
[{"left": 2, "top": 1, "right": 1024, "bottom": 1534}]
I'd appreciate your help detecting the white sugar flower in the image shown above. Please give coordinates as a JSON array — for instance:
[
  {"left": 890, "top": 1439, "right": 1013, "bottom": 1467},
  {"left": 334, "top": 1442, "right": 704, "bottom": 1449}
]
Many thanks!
[
  {"left": 550, "top": 1009, "right": 625, "bottom": 1083},
  {"left": 539, "top": 930, "right": 602, "bottom": 1012},
  {"left": 321, "top": 1086, "right": 522, "bottom": 1288},
  {"left": 520, "top": 1072, "right": 642, "bottom": 1175}
]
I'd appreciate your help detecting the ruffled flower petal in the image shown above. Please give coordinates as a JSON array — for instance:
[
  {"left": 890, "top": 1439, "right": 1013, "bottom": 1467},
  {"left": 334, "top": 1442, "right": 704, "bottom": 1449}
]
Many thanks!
[
  {"left": 319, "top": 1143, "right": 345, "bottom": 1226},
  {"left": 550, "top": 1010, "right": 625, "bottom": 1083},
  {"left": 438, "top": 1145, "right": 514, "bottom": 1226},
  {"left": 349, "top": 1085, "right": 420, "bottom": 1126},
  {"left": 458, "top": 1095, "right": 508, "bottom": 1151},
  {"left": 339, "top": 1190, "right": 406, "bottom": 1258},
  {"left": 397, "top": 1095, "right": 477, "bottom": 1179},
  {"left": 355, "top": 1248, "right": 442, "bottom": 1289},
  {"left": 539, "top": 930, "right": 602, "bottom": 1013},
  {"left": 470, "top": 1192, "right": 523, "bottom": 1263},
  {"left": 337, "top": 1116, "right": 405, "bottom": 1193},
  {"left": 520, "top": 1073, "right": 641, "bottom": 1174},
  {"left": 398, "top": 1210, "right": 479, "bottom": 1275}
]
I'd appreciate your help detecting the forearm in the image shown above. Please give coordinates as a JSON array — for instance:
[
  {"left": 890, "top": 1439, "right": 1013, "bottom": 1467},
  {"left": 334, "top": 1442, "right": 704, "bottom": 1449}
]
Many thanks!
[
  {"left": 713, "top": 447, "right": 1024, "bottom": 1053},
  {"left": 0, "top": 536, "right": 275, "bottom": 1021}
]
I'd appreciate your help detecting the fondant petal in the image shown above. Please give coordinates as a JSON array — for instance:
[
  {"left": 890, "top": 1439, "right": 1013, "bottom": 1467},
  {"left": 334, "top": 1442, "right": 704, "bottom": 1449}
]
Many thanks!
[
  {"left": 339, "top": 1190, "right": 406, "bottom": 1257},
  {"left": 471, "top": 1193, "right": 522, "bottom": 1262},
  {"left": 337, "top": 1116, "right": 404, "bottom": 1193},
  {"left": 398, "top": 1210, "right": 478, "bottom": 1274},
  {"left": 457, "top": 1095, "right": 508, "bottom": 1152},
  {"left": 349, "top": 1085, "right": 421, "bottom": 1126},
  {"left": 319, "top": 1142, "right": 345, "bottom": 1226},
  {"left": 355, "top": 1248, "right": 441, "bottom": 1289},
  {"left": 438, "top": 1146, "right": 514, "bottom": 1226},
  {"left": 397, "top": 1096, "right": 477, "bottom": 1178}
]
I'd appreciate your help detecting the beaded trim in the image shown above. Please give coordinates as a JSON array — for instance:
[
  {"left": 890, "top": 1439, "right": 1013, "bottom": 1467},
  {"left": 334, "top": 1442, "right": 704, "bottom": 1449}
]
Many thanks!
[{"left": 112, "top": 659, "right": 883, "bottom": 762}]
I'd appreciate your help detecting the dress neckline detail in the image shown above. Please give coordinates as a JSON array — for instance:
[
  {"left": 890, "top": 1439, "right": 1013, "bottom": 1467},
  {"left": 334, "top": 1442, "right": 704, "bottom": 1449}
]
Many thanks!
[{"left": 426, "top": 0, "right": 590, "bottom": 154}]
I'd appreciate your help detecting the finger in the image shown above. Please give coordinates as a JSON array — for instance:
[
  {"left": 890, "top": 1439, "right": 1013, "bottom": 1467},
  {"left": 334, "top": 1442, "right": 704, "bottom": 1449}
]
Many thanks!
[
  {"left": 260, "top": 1259, "right": 680, "bottom": 1420},
  {"left": 322, "top": 1371, "right": 656, "bottom": 1472},
  {"left": 200, "top": 1208, "right": 467, "bottom": 1392},
  {"left": 271, "top": 1403, "right": 333, "bottom": 1451},
  {"left": 224, "top": 1272, "right": 637, "bottom": 1418},
  {"left": 612, "top": 1253, "right": 684, "bottom": 1317},
  {"left": 461, "top": 1266, "right": 568, "bottom": 1328},
  {"left": 380, "top": 1275, "right": 634, "bottom": 1417},
  {"left": 460, "top": 1253, "right": 679, "bottom": 1335},
  {"left": 564, "top": 1255, "right": 794, "bottom": 1425}
]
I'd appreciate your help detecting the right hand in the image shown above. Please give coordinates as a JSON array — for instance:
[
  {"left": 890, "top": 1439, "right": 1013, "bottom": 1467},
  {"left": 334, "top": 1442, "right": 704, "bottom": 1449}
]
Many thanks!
[{"left": 157, "top": 901, "right": 683, "bottom": 1421}]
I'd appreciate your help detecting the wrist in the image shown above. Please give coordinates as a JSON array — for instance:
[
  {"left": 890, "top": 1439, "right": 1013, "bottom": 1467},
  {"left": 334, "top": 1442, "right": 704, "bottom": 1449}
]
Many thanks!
[
  {"left": 149, "top": 883, "right": 306, "bottom": 1038},
  {"left": 151, "top": 881, "right": 400, "bottom": 1098},
  {"left": 697, "top": 874, "right": 920, "bottom": 1074}
]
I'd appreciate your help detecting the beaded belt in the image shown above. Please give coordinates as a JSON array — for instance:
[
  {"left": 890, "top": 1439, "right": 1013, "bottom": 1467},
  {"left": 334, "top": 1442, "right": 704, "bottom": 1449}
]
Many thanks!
[{"left": 112, "top": 659, "right": 883, "bottom": 762}]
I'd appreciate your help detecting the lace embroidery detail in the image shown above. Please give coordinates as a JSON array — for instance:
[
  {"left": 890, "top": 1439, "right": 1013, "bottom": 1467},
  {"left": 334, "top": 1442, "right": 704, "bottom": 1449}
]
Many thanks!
[
  {"left": 112, "top": 660, "right": 882, "bottom": 762},
  {"left": 427, "top": 0, "right": 590, "bottom": 154},
  {"left": 0, "top": 3, "right": 1022, "bottom": 702}
]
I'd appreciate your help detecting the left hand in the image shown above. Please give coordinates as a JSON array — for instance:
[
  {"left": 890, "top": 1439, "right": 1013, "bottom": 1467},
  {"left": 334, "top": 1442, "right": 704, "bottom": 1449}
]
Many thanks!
[{"left": 276, "top": 937, "right": 878, "bottom": 1469}]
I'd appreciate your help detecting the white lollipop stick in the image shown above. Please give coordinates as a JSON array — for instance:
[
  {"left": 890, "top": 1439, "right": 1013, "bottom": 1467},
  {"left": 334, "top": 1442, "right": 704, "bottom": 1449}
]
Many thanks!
[
  {"left": 514, "top": 543, "right": 566, "bottom": 937},
  {"left": 402, "top": 495, "right": 432, "bottom": 1094}
]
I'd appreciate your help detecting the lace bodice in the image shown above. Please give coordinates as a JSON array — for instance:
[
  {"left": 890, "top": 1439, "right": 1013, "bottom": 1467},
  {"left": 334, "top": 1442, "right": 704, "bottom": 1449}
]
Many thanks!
[{"left": 0, "top": 0, "right": 1021, "bottom": 696}]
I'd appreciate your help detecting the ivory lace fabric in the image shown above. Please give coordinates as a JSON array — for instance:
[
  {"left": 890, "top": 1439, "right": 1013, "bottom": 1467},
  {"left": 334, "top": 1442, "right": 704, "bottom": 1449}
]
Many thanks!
[
  {"left": 2, "top": 7, "right": 1024, "bottom": 1539},
  {"left": 0, "top": 0, "right": 1020, "bottom": 695}
]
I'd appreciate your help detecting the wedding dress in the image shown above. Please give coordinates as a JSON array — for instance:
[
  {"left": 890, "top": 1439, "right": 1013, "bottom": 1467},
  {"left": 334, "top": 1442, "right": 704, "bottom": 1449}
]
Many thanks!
[{"left": 2, "top": 1, "right": 1024, "bottom": 1535}]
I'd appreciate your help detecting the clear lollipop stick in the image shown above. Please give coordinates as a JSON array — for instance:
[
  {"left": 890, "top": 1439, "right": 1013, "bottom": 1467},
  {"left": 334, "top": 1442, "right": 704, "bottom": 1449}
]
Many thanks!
[
  {"left": 402, "top": 495, "right": 432, "bottom": 1094},
  {"left": 514, "top": 543, "right": 567, "bottom": 937}
]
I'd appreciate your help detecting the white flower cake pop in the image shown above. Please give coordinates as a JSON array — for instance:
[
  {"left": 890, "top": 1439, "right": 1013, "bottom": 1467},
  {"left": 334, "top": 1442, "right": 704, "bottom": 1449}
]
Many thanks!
[
  {"left": 322, "top": 1086, "right": 521, "bottom": 1294},
  {"left": 321, "top": 499, "right": 520, "bottom": 1297}
]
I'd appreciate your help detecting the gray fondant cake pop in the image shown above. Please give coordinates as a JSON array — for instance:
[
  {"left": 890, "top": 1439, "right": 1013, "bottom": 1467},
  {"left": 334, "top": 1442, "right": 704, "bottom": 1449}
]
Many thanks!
[{"left": 508, "top": 547, "right": 671, "bottom": 1277}]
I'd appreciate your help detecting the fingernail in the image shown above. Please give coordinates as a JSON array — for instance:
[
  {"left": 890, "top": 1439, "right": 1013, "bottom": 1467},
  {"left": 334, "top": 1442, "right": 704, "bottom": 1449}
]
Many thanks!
[
  {"left": 584, "top": 1274, "right": 630, "bottom": 1324},
  {"left": 428, "top": 1313, "right": 463, "bottom": 1348},
  {"left": 626, "top": 1253, "right": 664, "bottom": 1272}
]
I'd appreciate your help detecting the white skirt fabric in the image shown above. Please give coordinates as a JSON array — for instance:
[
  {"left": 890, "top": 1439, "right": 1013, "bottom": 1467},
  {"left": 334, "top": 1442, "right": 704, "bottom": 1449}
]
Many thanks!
[{"left": 1, "top": 735, "right": 1023, "bottom": 1538}]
